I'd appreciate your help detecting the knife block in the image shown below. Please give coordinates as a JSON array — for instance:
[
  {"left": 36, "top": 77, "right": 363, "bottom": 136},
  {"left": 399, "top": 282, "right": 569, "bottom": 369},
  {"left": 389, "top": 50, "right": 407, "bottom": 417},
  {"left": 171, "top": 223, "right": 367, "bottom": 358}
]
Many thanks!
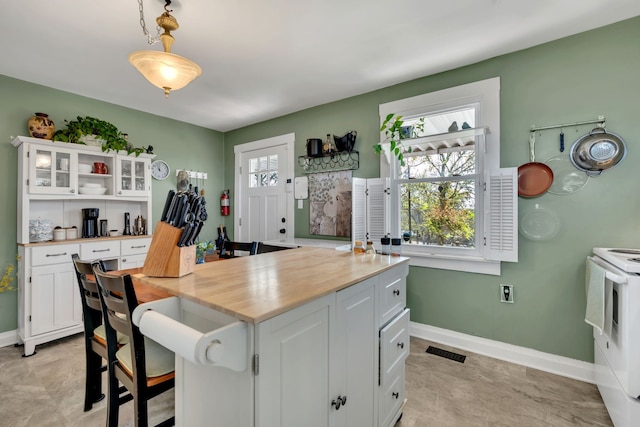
[{"left": 142, "top": 221, "right": 195, "bottom": 277}]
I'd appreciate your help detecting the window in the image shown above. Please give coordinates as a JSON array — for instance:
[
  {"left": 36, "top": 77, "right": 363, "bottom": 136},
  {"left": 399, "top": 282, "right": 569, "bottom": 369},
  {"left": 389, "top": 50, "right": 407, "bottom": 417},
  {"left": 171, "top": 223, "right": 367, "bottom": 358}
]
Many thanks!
[
  {"left": 378, "top": 77, "right": 517, "bottom": 275},
  {"left": 249, "top": 155, "right": 279, "bottom": 187}
]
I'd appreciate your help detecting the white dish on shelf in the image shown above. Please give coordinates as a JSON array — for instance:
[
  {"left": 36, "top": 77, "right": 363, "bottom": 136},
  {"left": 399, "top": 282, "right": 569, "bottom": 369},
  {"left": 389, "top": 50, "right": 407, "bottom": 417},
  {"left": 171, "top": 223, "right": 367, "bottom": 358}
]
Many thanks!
[
  {"left": 78, "top": 164, "right": 92, "bottom": 173},
  {"left": 78, "top": 187, "right": 107, "bottom": 195},
  {"left": 82, "top": 183, "right": 102, "bottom": 188}
]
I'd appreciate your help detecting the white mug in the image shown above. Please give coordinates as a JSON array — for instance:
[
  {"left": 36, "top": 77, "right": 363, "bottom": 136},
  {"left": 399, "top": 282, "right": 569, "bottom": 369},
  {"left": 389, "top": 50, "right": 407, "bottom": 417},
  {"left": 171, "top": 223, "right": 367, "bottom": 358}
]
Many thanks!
[{"left": 59, "top": 158, "right": 70, "bottom": 171}]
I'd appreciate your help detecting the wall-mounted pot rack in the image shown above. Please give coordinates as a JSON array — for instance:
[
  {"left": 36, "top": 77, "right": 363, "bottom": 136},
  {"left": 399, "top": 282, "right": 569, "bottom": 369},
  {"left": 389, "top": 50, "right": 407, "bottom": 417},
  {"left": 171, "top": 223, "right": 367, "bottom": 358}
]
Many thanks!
[
  {"left": 530, "top": 115, "right": 606, "bottom": 134},
  {"left": 529, "top": 115, "right": 606, "bottom": 153}
]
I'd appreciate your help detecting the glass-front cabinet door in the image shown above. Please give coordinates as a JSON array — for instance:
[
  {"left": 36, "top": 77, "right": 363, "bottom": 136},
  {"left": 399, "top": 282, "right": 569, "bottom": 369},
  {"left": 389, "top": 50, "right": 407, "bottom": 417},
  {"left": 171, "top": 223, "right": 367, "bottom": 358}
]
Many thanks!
[
  {"left": 28, "top": 146, "right": 77, "bottom": 195},
  {"left": 116, "top": 155, "right": 150, "bottom": 197}
]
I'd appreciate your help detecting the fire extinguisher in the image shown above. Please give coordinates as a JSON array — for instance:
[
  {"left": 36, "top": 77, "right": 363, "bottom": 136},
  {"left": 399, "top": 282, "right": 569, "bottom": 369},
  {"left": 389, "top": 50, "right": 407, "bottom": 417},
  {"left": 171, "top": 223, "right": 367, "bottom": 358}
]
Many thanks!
[{"left": 220, "top": 189, "right": 230, "bottom": 216}]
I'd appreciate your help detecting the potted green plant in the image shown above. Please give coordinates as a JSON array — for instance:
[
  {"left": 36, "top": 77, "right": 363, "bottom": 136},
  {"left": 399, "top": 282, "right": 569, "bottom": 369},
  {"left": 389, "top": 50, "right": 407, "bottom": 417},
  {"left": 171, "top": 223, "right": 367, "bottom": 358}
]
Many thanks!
[
  {"left": 52, "top": 116, "right": 146, "bottom": 156},
  {"left": 374, "top": 114, "right": 424, "bottom": 166}
]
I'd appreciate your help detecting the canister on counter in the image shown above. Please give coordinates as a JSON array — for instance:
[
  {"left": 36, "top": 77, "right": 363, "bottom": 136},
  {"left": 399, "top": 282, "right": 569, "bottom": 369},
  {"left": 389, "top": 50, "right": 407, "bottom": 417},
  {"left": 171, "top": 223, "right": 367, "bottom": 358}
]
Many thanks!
[
  {"left": 65, "top": 226, "right": 78, "bottom": 240},
  {"left": 391, "top": 238, "right": 402, "bottom": 257},
  {"left": 53, "top": 227, "right": 66, "bottom": 241},
  {"left": 380, "top": 237, "right": 391, "bottom": 255}
]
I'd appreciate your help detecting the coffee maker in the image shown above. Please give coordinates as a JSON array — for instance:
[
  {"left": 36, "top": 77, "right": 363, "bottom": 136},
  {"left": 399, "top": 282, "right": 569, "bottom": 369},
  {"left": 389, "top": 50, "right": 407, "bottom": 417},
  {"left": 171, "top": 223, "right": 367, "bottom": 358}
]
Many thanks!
[{"left": 82, "top": 208, "right": 100, "bottom": 238}]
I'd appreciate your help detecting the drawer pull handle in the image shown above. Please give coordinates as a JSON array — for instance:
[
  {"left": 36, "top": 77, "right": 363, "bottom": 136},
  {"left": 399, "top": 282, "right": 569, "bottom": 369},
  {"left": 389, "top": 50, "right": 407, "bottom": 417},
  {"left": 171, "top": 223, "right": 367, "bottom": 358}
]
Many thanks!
[
  {"left": 397, "top": 342, "right": 404, "bottom": 349},
  {"left": 392, "top": 392, "right": 399, "bottom": 399},
  {"left": 92, "top": 249, "right": 110, "bottom": 253},
  {"left": 393, "top": 289, "right": 400, "bottom": 296},
  {"left": 45, "top": 252, "right": 67, "bottom": 257},
  {"left": 131, "top": 245, "right": 146, "bottom": 249}
]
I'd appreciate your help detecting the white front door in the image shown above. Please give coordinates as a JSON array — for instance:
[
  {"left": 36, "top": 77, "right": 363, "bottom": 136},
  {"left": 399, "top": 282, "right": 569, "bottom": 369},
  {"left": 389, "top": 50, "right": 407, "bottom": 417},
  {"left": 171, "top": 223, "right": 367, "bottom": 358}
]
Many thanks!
[{"left": 234, "top": 134, "right": 294, "bottom": 243}]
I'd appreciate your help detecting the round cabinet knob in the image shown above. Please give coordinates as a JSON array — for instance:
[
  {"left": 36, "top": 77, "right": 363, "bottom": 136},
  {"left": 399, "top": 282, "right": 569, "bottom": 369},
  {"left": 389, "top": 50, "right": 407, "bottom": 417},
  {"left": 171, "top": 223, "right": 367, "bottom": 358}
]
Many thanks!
[
  {"left": 393, "top": 289, "right": 400, "bottom": 296},
  {"left": 397, "top": 342, "right": 404, "bottom": 349},
  {"left": 392, "top": 392, "right": 399, "bottom": 399}
]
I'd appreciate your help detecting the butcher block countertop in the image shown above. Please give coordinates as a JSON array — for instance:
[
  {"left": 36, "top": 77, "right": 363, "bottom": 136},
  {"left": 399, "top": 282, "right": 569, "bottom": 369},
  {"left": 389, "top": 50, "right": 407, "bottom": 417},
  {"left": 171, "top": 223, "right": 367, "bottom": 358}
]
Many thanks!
[{"left": 133, "top": 246, "right": 408, "bottom": 324}]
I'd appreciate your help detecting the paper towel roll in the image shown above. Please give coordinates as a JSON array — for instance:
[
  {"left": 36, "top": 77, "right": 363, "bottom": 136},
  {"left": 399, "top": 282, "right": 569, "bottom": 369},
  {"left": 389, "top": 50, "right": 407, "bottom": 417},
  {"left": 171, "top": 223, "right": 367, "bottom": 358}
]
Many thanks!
[{"left": 138, "top": 310, "right": 203, "bottom": 364}]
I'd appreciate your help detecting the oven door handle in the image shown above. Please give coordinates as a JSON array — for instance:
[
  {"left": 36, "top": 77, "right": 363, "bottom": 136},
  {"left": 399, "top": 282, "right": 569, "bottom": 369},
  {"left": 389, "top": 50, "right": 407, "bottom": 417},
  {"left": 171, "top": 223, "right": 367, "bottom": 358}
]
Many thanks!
[{"left": 588, "top": 256, "right": 628, "bottom": 284}]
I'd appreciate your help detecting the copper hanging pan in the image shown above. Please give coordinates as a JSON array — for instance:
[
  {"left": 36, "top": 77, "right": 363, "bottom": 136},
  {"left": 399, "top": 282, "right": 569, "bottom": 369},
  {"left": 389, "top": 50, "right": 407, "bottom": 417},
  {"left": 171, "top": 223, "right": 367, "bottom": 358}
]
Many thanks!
[{"left": 518, "top": 133, "right": 554, "bottom": 197}]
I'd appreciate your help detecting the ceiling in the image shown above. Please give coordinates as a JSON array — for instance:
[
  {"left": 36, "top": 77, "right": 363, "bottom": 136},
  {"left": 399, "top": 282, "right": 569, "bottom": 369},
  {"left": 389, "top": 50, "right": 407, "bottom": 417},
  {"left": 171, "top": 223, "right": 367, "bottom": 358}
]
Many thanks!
[{"left": 2, "top": 1, "right": 639, "bottom": 132}]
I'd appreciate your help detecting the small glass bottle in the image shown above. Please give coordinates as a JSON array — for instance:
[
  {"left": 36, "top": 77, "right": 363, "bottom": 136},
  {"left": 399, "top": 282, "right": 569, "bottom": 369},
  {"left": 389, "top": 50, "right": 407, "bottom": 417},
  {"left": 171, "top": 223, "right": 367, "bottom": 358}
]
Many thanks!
[
  {"left": 365, "top": 240, "right": 376, "bottom": 254},
  {"left": 380, "top": 237, "right": 391, "bottom": 255},
  {"left": 391, "top": 238, "right": 402, "bottom": 257},
  {"left": 353, "top": 240, "right": 365, "bottom": 254}
]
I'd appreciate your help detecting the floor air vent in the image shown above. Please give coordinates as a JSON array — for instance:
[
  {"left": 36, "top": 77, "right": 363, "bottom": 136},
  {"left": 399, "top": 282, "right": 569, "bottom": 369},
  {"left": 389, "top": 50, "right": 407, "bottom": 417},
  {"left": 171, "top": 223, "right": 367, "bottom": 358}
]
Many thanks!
[{"left": 426, "top": 346, "right": 466, "bottom": 363}]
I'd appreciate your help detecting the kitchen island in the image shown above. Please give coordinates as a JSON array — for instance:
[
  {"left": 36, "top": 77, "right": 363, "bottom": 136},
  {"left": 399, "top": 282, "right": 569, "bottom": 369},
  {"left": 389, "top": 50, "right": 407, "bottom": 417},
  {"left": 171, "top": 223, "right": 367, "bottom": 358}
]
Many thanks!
[{"left": 133, "top": 246, "right": 410, "bottom": 427}]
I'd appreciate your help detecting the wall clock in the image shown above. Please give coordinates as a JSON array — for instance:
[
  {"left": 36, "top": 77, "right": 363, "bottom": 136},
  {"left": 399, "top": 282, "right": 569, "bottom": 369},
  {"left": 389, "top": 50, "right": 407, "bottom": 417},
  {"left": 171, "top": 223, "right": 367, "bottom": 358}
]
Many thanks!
[{"left": 151, "top": 159, "right": 170, "bottom": 180}]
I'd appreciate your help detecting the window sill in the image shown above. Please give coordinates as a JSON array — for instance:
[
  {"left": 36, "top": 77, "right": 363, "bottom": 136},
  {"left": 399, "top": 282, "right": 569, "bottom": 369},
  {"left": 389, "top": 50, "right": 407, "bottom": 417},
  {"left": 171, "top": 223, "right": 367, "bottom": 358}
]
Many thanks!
[{"left": 404, "top": 251, "right": 501, "bottom": 275}]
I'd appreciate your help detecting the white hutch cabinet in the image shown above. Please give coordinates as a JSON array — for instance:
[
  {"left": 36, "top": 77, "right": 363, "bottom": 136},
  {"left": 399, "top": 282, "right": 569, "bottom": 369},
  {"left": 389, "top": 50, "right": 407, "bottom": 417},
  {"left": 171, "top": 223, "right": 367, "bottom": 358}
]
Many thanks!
[{"left": 12, "top": 136, "right": 154, "bottom": 356}]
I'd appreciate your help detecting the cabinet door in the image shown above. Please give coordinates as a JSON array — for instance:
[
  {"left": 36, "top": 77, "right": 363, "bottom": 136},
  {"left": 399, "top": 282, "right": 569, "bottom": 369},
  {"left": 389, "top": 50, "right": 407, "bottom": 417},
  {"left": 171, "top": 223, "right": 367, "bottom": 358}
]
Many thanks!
[
  {"left": 332, "top": 278, "right": 376, "bottom": 427},
  {"left": 116, "top": 156, "right": 150, "bottom": 197},
  {"left": 256, "top": 294, "right": 333, "bottom": 427},
  {"left": 30, "top": 263, "right": 81, "bottom": 336},
  {"left": 28, "top": 146, "right": 77, "bottom": 195}
]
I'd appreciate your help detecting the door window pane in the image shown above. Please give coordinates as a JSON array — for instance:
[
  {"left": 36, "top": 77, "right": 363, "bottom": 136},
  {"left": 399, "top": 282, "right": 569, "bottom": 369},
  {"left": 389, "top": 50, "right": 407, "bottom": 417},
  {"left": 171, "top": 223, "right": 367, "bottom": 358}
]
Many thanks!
[{"left": 248, "top": 155, "right": 279, "bottom": 187}]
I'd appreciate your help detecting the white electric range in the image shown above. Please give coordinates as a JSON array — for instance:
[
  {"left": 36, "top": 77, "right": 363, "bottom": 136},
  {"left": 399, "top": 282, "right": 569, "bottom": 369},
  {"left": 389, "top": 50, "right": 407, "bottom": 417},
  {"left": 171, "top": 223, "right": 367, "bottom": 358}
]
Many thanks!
[{"left": 590, "top": 248, "right": 640, "bottom": 426}]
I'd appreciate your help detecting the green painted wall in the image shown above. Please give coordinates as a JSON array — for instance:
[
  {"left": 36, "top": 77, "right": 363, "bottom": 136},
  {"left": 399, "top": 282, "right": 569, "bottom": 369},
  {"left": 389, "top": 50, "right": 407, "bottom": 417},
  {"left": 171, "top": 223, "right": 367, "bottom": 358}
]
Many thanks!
[
  {"left": 224, "top": 17, "right": 640, "bottom": 362},
  {"left": 0, "top": 76, "right": 224, "bottom": 333},
  {"left": 2, "top": 17, "right": 639, "bottom": 362}
]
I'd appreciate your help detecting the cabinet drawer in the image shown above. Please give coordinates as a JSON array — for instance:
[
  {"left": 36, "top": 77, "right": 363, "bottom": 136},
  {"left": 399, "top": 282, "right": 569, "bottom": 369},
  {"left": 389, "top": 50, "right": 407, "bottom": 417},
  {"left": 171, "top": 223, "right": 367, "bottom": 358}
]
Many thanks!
[
  {"left": 80, "top": 240, "right": 120, "bottom": 260},
  {"left": 378, "top": 265, "right": 407, "bottom": 328},
  {"left": 31, "top": 244, "right": 80, "bottom": 266},
  {"left": 379, "top": 364, "right": 405, "bottom": 427},
  {"left": 120, "top": 253, "right": 147, "bottom": 269},
  {"left": 121, "top": 238, "right": 152, "bottom": 256},
  {"left": 380, "top": 308, "right": 410, "bottom": 385}
]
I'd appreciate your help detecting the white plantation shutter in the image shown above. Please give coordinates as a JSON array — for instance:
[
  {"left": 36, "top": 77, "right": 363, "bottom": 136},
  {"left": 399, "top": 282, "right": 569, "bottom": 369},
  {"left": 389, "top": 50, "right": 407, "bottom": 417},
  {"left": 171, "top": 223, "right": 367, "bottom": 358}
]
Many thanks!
[
  {"left": 352, "top": 178, "right": 367, "bottom": 248},
  {"left": 484, "top": 168, "right": 518, "bottom": 262},
  {"left": 366, "top": 178, "right": 389, "bottom": 243},
  {"left": 352, "top": 178, "right": 389, "bottom": 248}
]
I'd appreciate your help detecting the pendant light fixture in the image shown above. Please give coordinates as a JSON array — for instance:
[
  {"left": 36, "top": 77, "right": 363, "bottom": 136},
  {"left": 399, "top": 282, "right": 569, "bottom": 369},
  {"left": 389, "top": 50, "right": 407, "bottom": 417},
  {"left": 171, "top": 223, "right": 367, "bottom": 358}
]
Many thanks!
[{"left": 129, "top": 0, "right": 202, "bottom": 98}]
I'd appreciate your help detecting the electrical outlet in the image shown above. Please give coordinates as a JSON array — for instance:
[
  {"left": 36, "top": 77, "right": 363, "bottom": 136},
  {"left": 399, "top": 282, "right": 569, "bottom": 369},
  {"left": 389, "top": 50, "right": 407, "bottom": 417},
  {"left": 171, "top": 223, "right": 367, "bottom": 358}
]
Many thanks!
[{"left": 500, "top": 284, "right": 514, "bottom": 303}]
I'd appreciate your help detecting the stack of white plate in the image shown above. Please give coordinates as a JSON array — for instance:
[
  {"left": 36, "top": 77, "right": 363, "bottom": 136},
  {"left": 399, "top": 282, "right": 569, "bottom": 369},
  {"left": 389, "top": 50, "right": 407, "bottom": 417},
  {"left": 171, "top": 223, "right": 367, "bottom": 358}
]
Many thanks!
[
  {"left": 78, "top": 164, "right": 92, "bottom": 174},
  {"left": 79, "top": 183, "right": 107, "bottom": 195}
]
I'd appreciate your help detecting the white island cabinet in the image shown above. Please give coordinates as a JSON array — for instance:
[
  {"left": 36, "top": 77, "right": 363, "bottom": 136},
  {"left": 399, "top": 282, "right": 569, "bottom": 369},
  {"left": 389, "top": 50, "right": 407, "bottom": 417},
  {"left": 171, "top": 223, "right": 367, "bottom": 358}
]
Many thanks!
[
  {"left": 132, "top": 247, "right": 409, "bottom": 427},
  {"left": 13, "top": 136, "right": 154, "bottom": 356}
]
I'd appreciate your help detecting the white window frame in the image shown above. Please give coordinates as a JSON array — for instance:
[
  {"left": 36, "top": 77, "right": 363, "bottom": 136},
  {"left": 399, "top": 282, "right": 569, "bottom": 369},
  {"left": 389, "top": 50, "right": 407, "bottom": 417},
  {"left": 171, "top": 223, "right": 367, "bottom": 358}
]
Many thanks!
[{"left": 379, "top": 77, "right": 517, "bottom": 275}]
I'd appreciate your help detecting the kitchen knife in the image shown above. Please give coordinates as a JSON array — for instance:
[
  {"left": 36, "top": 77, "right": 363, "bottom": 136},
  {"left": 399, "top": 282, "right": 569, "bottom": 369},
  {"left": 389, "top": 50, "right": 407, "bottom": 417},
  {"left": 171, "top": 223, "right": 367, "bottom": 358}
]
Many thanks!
[
  {"left": 177, "top": 222, "right": 193, "bottom": 247},
  {"left": 169, "top": 194, "right": 186, "bottom": 226},
  {"left": 160, "top": 190, "right": 176, "bottom": 222},
  {"left": 188, "top": 221, "right": 205, "bottom": 246}
]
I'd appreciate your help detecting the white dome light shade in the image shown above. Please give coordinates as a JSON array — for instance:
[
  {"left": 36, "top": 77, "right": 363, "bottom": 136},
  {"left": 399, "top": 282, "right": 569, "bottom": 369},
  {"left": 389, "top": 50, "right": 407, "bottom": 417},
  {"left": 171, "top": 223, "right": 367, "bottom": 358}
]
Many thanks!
[{"left": 129, "top": 50, "right": 202, "bottom": 98}]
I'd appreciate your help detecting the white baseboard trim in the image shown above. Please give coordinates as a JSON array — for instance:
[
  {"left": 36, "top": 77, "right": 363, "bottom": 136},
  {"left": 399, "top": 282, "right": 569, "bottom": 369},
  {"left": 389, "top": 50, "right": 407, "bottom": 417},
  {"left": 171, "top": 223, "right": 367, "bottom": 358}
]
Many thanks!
[
  {"left": 0, "top": 329, "right": 19, "bottom": 348},
  {"left": 410, "top": 322, "right": 595, "bottom": 384}
]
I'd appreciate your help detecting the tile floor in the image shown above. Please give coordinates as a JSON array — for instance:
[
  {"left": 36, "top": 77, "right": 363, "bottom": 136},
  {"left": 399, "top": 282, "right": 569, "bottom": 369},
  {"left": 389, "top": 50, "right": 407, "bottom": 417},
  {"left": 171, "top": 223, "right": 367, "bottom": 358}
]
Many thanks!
[{"left": 0, "top": 334, "right": 612, "bottom": 426}]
